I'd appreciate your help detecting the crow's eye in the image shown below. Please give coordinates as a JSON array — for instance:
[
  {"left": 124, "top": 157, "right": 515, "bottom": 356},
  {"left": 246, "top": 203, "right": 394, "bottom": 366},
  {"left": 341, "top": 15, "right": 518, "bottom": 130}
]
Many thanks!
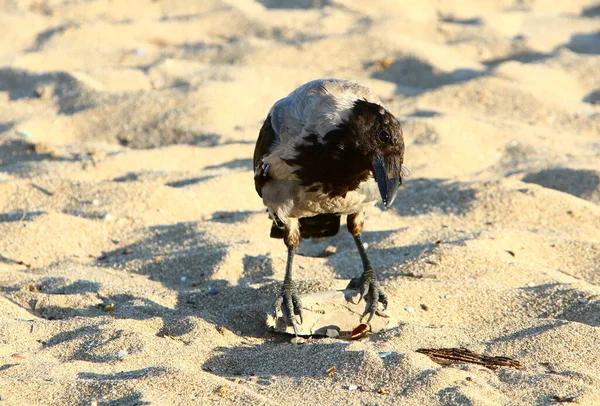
[{"left": 378, "top": 130, "right": 391, "bottom": 144}]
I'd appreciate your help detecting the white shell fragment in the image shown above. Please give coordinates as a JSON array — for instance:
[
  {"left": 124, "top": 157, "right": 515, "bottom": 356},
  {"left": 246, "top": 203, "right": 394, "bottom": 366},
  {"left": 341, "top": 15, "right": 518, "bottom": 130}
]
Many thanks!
[
  {"left": 326, "top": 329, "right": 340, "bottom": 338},
  {"left": 266, "top": 287, "right": 397, "bottom": 337}
]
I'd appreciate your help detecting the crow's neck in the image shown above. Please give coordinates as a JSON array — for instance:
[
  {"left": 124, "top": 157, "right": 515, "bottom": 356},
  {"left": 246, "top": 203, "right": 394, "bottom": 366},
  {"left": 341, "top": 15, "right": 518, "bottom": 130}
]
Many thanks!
[{"left": 286, "top": 130, "right": 371, "bottom": 198}]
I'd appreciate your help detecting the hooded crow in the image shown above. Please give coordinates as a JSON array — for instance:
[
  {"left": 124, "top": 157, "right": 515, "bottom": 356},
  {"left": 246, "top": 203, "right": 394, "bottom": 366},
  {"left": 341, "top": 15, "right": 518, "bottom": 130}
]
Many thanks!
[{"left": 253, "top": 79, "right": 407, "bottom": 334}]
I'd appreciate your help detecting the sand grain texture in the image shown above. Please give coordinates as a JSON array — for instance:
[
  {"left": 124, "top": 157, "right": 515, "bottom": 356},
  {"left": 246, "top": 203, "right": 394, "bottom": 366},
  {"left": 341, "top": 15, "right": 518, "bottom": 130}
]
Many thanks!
[{"left": 1, "top": 0, "right": 600, "bottom": 405}]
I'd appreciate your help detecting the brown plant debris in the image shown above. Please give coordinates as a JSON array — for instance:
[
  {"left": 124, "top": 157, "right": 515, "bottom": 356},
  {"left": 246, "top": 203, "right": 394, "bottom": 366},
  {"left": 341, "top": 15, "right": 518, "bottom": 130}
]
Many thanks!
[{"left": 416, "top": 347, "right": 522, "bottom": 370}]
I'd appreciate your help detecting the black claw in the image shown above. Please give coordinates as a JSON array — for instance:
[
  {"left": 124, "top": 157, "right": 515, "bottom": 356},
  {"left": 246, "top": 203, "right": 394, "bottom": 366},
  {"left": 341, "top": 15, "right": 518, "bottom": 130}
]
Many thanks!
[
  {"left": 346, "top": 270, "right": 386, "bottom": 323},
  {"left": 378, "top": 290, "right": 388, "bottom": 311},
  {"left": 292, "top": 291, "right": 304, "bottom": 325},
  {"left": 279, "top": 282, "right": 303, "bottom": 335}
]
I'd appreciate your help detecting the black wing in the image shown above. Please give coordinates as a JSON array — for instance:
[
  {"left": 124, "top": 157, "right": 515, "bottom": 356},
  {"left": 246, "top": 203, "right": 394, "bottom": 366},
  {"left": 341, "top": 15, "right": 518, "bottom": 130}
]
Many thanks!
[{"left": 253, "top": 115, "right": 278, "bottom": 198}]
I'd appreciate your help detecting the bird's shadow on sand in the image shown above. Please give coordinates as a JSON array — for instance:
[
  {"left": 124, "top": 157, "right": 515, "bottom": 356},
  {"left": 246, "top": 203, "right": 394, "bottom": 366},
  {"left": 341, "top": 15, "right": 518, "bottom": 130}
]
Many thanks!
[
  {"left": 10, "top": 221, "right": 281, "bottom": 345},
  {"left": 104, "top": 222, "right": 280, "bottom": 336},
  {"left": 6, "top": 178, "right": 480, "bottom": 385}
]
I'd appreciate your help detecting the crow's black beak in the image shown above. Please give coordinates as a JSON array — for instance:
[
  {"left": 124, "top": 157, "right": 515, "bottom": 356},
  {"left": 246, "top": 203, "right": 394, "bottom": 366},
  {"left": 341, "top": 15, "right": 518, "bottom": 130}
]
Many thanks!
[{"left": 372, "top": 157, "right": 399, "bottom": 209}]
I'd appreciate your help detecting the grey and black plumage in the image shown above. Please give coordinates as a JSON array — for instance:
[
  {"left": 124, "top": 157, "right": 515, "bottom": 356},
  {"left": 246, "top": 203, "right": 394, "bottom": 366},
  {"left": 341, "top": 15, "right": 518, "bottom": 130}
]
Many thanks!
[{"left": 253, "top": 79, "right": 407, "bottom": 335}]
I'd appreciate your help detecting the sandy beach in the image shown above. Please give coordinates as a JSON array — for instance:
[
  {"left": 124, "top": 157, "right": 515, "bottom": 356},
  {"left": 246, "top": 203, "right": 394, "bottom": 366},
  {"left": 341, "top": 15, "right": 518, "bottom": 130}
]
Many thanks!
[{"left": 1, "top": 0, "right": 600, "bottom": 404}]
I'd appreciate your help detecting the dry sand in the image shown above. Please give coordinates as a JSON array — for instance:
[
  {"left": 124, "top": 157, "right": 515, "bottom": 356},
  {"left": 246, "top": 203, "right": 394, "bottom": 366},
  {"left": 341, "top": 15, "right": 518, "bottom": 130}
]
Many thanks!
[{"left": 1, "top": 0, "right": 600, "bottom": 405}]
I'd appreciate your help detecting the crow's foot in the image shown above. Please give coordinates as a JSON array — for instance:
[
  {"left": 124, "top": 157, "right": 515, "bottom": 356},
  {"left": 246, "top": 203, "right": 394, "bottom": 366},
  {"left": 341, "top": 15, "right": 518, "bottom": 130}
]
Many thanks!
[
  {"left": 346, "top": 270, "right": 388, "bottom": 323},
  {"left": 275, "top": 282, "right": 303, "bottom": 335}
]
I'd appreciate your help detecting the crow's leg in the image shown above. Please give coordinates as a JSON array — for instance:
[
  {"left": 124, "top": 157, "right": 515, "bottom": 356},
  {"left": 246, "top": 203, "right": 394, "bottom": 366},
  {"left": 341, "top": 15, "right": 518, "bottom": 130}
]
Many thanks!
[
  {"left": 346, "top": 212, "right": 388, "bottom": 322},
  {"left": 274, "top": 217, "right": 303, "bottom": 335}
]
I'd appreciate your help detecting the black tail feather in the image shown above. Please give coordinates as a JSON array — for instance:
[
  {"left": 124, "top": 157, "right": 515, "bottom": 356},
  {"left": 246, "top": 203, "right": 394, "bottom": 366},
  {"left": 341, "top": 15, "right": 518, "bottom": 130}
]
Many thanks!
[{"left": 270, "top": 213, "right": 341, "bottom": 240}]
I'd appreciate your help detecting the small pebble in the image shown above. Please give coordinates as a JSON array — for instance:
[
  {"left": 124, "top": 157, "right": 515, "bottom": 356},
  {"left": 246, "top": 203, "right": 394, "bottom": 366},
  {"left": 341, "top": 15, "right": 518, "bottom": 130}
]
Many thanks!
[
  {"left": 377, "top": 351, "right": 393, "bottom": 358},
  {"left": 207, "top": 287, "right": 218, "bottom": 295},
  {"left": 102, "top": 213, "right": 114, "bottom": 221},
  {"left": 348, "top": 385, "right": 358, "bottom": 391},
  {"left": 405, "top": 307, "right": 415, "bottom": 313},
  {"left": 527, "top": 282, "right": 535, "bottom": 287},
  {"left": 117, "top": 349, "right": 128, "bottom": 359},
  {"left": 362, "top": 242, "right": 369, "bottom": 249},
  {"left": 181, "top": 276, "right": 187, "bottom": 282}
]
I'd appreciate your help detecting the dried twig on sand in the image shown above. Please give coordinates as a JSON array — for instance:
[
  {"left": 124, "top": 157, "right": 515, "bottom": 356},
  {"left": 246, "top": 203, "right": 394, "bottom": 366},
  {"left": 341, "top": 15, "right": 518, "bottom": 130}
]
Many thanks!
[{"left": 416, "top": 347, "right": 522, "bottom": 370}]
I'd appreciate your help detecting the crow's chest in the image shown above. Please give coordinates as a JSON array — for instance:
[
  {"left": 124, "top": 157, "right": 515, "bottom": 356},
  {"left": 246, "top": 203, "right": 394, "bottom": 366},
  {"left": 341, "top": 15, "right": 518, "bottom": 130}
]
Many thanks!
[{"left": 290, "top": 180, "right": 380, "bottom": 217}]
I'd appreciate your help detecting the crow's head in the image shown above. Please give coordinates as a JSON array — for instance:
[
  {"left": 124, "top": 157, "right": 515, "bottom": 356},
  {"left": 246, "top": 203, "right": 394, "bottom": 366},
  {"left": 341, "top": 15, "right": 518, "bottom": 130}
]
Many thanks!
[{"left": 345, "top": 99, "right": 406, "bottom": 208}]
